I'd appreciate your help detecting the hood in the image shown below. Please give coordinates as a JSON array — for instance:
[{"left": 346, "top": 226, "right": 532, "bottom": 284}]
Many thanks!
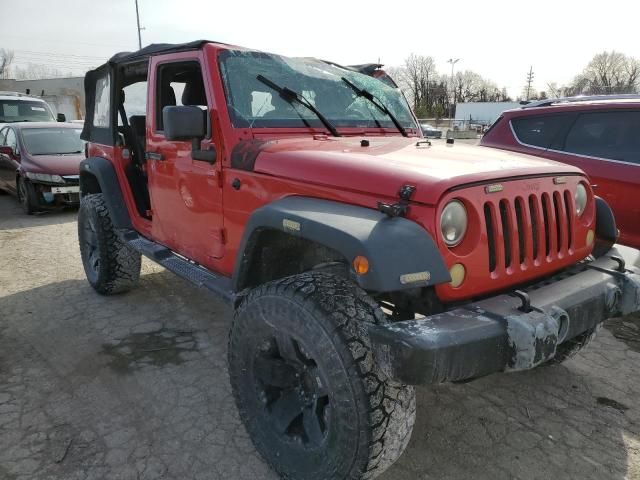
[
  {"left": 22, "top": 153, "right": 84, "bottom": 176},
  {"left": 250, "top": 137, "right": 585, "bottom": 205}
]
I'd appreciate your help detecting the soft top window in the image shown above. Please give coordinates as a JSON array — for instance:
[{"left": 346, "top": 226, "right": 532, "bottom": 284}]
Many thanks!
[{"left": 93, "top": 72, "right": 111, "bottom": 128}]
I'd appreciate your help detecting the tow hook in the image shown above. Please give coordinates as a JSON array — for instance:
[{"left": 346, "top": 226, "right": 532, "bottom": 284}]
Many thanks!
[{"left": 377, "top": 184, "right": 416, "bottom": 218}]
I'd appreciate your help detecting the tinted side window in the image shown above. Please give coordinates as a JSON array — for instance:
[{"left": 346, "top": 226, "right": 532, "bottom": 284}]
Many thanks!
[
  {"left": 4, "top": 129, "right": 17, "bottom": 151},
  {"left": 511, "top": 114, "right": 573, "bottom": 148},
  {"left": 563, "top": 111, "right": 640, "bottom": 163}
]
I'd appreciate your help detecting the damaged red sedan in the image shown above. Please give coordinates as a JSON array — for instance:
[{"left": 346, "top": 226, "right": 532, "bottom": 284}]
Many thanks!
[{"left": 0, "top": 122, "right": 84, "bottom": 214}]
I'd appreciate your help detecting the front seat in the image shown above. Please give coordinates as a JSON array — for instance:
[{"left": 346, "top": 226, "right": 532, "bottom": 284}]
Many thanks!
[
  {"left": 182, "top": 74, "right": 207, "bottom": 106},
  {"left": 128, "top": 115, "right": 146, "bottom": 165}
]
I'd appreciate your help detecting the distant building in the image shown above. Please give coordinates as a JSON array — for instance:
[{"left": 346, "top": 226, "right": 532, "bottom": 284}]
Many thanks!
[
  {"left": 0, "top": 77, "right": 85, "bottom": 121},
  {"left": 455, "top": 102, "right": 521, "bottom": 125}
]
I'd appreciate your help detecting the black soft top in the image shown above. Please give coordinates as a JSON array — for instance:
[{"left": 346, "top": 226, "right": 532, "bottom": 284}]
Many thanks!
[
  {"left": 83, "top": 40, "right": 226, "bottom": 143},
  {"left": 107, "top": 39, "right": 223, "bottom": 65}
]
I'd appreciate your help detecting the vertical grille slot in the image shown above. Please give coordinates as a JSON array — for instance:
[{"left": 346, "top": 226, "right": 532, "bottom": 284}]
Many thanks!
[
  {"left": 514, "top": 198, "right": 526, "bottom": 265},
  {"left": 484, "top": 203, "right": 496, "bottom": 272},
  {"left": 564, "top": 190, "right": 574, "bottom": 250},
  {"left": 499, "top": 200, "right": 511, "bottom": 268},
  {"left": 541, "top": 194, "right": 552, "bottom": 257},
  {"left": 529, "top": 195, "right": 539, "bottom": 261},
  {"left": 553, "top": 192, "right": 564, "bottom": 253}
]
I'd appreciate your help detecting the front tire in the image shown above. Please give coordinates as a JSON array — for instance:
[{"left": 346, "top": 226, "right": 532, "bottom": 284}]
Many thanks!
[
  {"left": 17, "top": 176, "right": 39, "bottom": 215},
  {"left": 78, "top": 193, "right": 141, "bottom": 294},
  {"left": 228, "top": 273, "right": 416, "bottom": 480}
]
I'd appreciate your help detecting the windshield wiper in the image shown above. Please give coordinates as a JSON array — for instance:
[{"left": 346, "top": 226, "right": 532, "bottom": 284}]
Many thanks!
[
  {"left": 256, "top": 74, "right": 340, "bottom": 137},
  {"left": 341, "top": 77, "right": 408, "bottom": 137}
]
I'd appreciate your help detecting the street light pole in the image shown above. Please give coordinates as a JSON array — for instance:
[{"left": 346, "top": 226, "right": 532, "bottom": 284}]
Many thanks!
[
  {"left": 135, "top": 0, "right": 143, "bottom": 50},
  {"left": 447, "top": 58, "right": 460, "bottom": 130}
]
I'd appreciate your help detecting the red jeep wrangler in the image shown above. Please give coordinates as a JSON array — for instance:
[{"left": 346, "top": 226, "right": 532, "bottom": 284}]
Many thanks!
[{"left": 78, "top": 41, "right": 640, "bottom": 480}]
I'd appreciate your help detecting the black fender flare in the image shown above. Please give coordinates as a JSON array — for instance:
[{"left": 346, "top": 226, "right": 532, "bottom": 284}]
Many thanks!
[
  {"left": 593, "top": 196, "right": 618, "bottom": 257},
  {"left": 79, "top": 157, "right": 132, "bottom": 230},
  {"left": 233, "top": 196, "right": 450, "bottom": 293}
]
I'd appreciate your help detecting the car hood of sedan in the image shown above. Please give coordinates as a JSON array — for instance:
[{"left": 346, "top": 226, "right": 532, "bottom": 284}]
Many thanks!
[{"left": 22, "top": 153, "right": 84, "bottom": 176}]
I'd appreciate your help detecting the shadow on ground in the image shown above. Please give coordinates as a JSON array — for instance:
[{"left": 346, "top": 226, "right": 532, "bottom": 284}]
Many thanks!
[
  {"left": 0, "top": 195, "right": 77, "bottom": 230},
  {"left": 1, "top": 269, "right": 637, "bottom": 479}
]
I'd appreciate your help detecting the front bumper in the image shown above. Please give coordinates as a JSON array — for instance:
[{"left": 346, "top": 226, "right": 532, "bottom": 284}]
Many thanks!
[
  {"left": 33, "top": 177, "right": 80, "bottom": 206},
  {"left": 369, "top": 245, "right": 640, "bottom": 385}
]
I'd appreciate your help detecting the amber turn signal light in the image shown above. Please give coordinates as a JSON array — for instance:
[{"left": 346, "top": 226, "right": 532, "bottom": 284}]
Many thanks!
[
  {"left": 449, "top": 263, "right": 466, "bottom": 288},
  {"left": 353, "top": 256, "right": 369, "bottom": 275}
]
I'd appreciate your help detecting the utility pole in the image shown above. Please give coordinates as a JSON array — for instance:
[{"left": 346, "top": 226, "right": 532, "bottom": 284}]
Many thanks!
[
  {"left": 135, "top": 0, "right": 144, "bottom": 50},
  {"left": 525, "top": 66, "right": 534, "bottom": 100},
  {"left": 447, "top": 58, "right": 460, "bottom": 130}
]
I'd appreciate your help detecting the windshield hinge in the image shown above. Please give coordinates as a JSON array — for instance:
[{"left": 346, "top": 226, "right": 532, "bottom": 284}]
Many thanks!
[{"left": 378, "top": 184, "right": 416, "bottom": 217}]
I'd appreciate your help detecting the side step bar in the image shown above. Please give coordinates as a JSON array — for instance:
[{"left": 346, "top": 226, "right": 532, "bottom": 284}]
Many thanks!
[{"left": 122, "top": 230, "right": 235, "bottom": 304}]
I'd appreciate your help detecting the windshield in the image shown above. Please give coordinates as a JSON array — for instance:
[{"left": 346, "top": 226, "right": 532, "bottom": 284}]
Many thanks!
[
  {"left": 219, "top": 50, "right": 417, "bottom": 131},
  {"left": 0, "top": 99, "right": 56, "bottom": 122},
  {"left": 22, "top": 128, "right": 84, "bottom": 155}
]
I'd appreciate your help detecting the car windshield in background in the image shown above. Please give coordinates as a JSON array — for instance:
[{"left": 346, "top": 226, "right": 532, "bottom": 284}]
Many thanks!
[
  {"left": 21, "top": 128, "right": 84, "bottom": 155},
  {"left": 219, "top": 50, "right": 416, "bottom": 131},
  {"left": 0, "top": 100, "right": 56, "bottom": 122}
]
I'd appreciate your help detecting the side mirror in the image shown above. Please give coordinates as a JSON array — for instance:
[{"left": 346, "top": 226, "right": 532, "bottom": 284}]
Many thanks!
[
  {"left": 57, "top": 113, "right": 66, "bottom": 122},
  {"left": 0, "top": 146, "right": 13, "bottom": 157},
  {"left": 163, "top": 105, "right": 216, "bottom": 164}
]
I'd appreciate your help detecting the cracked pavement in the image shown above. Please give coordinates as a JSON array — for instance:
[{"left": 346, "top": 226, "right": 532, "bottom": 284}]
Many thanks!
[{"left": 0, "top": 194, "right": 639, "bottom": 480}]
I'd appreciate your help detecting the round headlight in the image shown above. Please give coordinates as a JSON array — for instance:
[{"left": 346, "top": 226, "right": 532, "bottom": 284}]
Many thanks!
[
  {"left": 441, "top": 200, "right": 468, "bottom": 246},
  {"left": 575, "top": 183, "right": 588, "bottom": 216}
]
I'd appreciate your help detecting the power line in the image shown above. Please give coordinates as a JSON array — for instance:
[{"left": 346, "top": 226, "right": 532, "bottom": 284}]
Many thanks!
[
  {"left": 1, "top": 33, "right": 131, "bottom": 50},
  {"left": 13, "top": 49, "right": 107, "bottom": 61}
]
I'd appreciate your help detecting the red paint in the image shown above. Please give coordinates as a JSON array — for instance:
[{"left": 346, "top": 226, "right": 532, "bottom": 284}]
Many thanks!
[
  {"left": 481, "top": 101, "right": 640, "bottom": 249},
  {"left": 88, "top": 42, "right": 598, "bottom": 303}
]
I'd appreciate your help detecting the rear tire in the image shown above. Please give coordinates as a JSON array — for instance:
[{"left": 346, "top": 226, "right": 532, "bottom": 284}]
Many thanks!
[
  {"left": 78, "top": 193, "right": 141, "bottom": 294},
  {"left": 228, "top": 272, "right": 416, "bottom": 480},
  {"left": 17, "top": 177, "right": 39, "bottom": 215}
]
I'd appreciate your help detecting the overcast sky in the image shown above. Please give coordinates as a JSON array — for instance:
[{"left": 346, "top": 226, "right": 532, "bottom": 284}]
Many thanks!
[{"left": 2, "top": 0, "right": 639, "bottom": 97}]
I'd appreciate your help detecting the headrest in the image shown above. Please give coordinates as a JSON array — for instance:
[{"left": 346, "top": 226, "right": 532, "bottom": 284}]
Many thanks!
[{"left": 181, "top": 75, "right": 207, "bottom": 106}]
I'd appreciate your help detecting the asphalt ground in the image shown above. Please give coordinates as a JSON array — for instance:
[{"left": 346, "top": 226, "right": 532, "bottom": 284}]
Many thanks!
[{"left": 1, "top": 192, "right": 639, "bottom": 480}]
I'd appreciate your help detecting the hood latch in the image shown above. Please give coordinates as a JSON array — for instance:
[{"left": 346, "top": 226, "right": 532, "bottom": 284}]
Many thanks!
[{"left": 378, "top": 184, "right": 416, "bottom": 217}]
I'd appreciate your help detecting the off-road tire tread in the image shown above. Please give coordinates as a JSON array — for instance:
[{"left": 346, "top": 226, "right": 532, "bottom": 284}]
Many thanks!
[
  {"left": 78, "top": 193, "right": 141, "bottom": 294},
  {"left": 229, "top": 272, "right": 415, "bottom": 480}
]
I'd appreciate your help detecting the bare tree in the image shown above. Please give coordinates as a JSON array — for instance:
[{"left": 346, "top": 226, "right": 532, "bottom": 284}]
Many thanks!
[
  {"left": 0, "top": 49, "right": 14, "bottom": 79},
  {"left": 568, "top": 51, "right": 640, "bottom": 95},
  {"left": 394, "top": 54, "right": 437, "bottom": 115},
  {"left": 390, "top": 54, "right": 510, "bottom": 117}
]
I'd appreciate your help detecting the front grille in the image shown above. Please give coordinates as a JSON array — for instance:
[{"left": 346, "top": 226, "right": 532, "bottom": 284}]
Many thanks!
[{"left": 484, "top": 190, "right": 575, "bottom": 274}]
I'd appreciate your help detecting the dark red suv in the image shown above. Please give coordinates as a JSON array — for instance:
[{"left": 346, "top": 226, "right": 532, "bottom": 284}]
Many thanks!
[{"left": 481, "top": 95, "right": 640, "bottom": 249}]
